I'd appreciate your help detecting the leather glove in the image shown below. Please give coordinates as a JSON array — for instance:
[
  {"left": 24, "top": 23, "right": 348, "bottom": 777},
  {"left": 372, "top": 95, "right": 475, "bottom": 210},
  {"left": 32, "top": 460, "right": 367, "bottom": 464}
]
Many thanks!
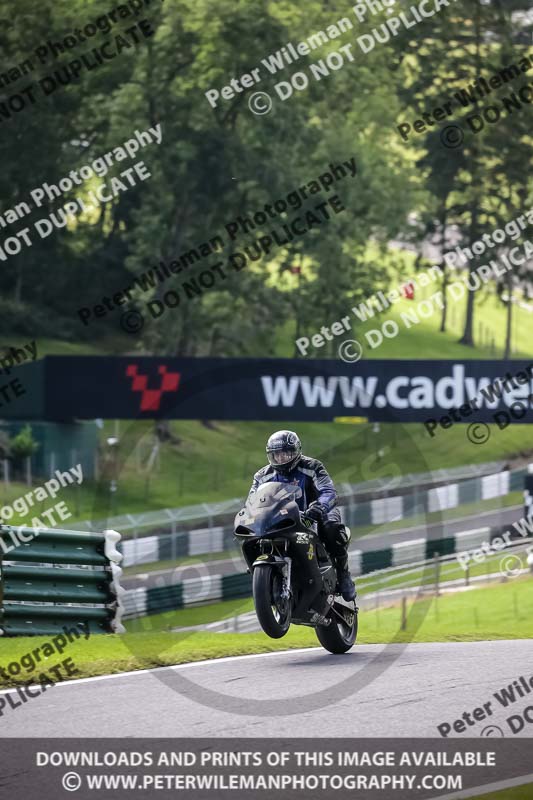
[{"left": 305, "top": 502, "right": 327, "bottom": 522}]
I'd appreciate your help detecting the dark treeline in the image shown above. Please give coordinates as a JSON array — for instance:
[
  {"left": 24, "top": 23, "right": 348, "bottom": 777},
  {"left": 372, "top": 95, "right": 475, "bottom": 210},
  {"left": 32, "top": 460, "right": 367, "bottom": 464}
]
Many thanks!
[{"left": 0, "top": 0, "right": 531, "bottom": 357}]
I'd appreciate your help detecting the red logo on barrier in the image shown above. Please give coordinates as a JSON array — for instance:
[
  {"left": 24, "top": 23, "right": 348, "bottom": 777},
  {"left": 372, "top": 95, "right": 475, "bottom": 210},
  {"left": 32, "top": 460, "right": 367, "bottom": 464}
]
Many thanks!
[{"left": 126, "top": 365, "right": 181, "bottom": 411}]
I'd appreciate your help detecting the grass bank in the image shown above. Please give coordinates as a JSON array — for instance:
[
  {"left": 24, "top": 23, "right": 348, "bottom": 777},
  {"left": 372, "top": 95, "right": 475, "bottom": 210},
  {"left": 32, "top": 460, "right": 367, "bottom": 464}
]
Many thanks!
[{"left": 0, "top": 577, "right": 531, "bottom": 689}]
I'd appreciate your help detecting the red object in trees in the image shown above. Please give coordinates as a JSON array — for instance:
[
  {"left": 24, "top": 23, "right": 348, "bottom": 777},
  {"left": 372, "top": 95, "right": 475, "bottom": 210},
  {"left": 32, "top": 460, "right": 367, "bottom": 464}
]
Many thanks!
[
  {"left": 402, "top": 282, "right": 415, "bottom": 300},
  {"left": 291, "top": 265, "right": 301, "bottom": 274}
]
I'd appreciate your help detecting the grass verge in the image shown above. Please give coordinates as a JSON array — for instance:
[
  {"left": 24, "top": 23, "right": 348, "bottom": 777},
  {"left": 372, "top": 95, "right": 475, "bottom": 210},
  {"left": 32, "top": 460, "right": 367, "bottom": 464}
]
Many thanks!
[
  {"left": 0, "top": 577, "right": 531, "bottom": 689},
  {"left": 472, "top": 787, "right": 533, "bottom": 800},
  {"left": 358, "top": 542, "right": 533, "bottom": 595}
]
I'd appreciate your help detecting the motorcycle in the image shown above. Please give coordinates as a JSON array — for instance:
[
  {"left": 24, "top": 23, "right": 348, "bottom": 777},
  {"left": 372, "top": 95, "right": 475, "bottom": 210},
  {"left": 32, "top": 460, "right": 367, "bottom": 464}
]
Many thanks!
[{"left": 234, "top": 481, "right": 358, "bottom": 654}]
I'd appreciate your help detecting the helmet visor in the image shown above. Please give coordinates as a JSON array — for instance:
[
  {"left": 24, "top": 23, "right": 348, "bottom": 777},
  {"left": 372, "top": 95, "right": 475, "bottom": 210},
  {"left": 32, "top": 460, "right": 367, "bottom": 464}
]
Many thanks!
[{"left": 268, "top": 449, "right": 295, "bottom": 466}]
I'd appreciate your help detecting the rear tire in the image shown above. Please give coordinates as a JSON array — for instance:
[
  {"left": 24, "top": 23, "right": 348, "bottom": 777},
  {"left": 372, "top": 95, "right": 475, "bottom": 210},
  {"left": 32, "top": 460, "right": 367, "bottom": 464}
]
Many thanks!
[
  {"left": 253, "top": 566, "right": 291, "bottom": 639},
  {"left": 315, "top": 603, "right": 358, "bottom": 654}
]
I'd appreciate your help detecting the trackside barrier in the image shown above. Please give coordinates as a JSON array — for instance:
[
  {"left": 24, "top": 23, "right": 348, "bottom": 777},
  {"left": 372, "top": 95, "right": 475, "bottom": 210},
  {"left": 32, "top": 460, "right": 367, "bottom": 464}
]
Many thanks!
[
  {"left": 0, "top": 526, "right": 125, "bottom": 636},
  {"left": 391, "top": 538, "right": 426, "bottom": 566},
  {"left": 79, "top": 464, "right": 524, "bottom": 570},
  {"left": 122, "top": 524, "right": 533, "bottom": 620}
]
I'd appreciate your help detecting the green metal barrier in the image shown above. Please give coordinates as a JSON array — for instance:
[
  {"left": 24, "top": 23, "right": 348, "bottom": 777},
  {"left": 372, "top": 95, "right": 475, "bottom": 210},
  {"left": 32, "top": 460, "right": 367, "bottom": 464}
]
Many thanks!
[
  {"left": 0, "top": 525, "right": 125, "bottom": 637},
  {"left": 425, "top": 537, "right": 456, "bottom": 559},
  {"left": 2, "top": 565, "right": 113, "bottom": 603},
  {"left": 362, "top": 548, "right": 393, "bottom": 574},
  {"left": 0, "top": 528, "right": 109, "bottom": 565},
  {"left": 146, "top": 584, "right": 184, "bottom": 614},
  {"left": 221, "top": 572, "right": 252, "bottom": 599}
]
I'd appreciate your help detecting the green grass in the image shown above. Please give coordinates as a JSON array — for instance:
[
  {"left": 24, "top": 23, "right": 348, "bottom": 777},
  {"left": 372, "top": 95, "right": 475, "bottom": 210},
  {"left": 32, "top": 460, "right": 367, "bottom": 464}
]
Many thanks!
[
  {"left": 126, "top": 597, "right": 253, "bottom": 631},
  {"left": 359, "top": 542, "right": 533, "bottom": 595},
  {"left": 0, "top": 415, "right": 530, "bottom": 528},
  {"left": 0, "top": 335, "right": 138, "bottom": 357},
  {"left": 0, "top": 576, "right": 530, "bottom": 689},
  {"left": 348, "top": 283, "right": 532, "bottom": 361},
  {"left": 471, "top": 787, "right": 533, "bottom": 800},
  {"left": 0, "top": 417, "right": 530, "bottom": 526},
  {"left": 122, "top": 550, "right": 238, "bottom": 575},
  {"left": 279, "top": 279, "right": 533, "bottom": 361}
]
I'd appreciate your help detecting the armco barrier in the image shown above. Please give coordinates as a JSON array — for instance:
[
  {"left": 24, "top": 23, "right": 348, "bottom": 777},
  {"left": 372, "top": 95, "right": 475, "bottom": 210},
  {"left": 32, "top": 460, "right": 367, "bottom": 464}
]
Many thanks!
[
  {"left": 122, "top": 523, "right": 533, "bottom": 620},
  {"left": 0, "top": 526, "right": 125, "bottom": 636}
]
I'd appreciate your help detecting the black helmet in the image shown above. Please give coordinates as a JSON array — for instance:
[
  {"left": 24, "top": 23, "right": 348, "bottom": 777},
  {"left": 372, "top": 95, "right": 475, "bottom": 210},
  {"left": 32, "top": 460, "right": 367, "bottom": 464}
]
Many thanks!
[{"left": 266, "top": 430, "right": 302, "bottom": 474}]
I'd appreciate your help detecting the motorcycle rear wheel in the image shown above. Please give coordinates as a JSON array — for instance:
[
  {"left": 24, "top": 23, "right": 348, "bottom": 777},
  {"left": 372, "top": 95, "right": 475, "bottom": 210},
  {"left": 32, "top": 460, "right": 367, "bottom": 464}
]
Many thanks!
[
  {"left": 253, "top": 566, "right": 291, "bottom": 639},
  {"left": 315, "top": 603, "right": 358, "bottom": 654}
]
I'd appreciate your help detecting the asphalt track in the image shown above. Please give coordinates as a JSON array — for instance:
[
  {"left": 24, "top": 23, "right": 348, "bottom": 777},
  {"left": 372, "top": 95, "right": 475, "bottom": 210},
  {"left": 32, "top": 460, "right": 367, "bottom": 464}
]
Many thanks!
[
  {"left": 1, "top": 640, "right": 531, "bottom": 738},
  {"left": 123, "top": 505, "right": 523, "bottom": 591}
]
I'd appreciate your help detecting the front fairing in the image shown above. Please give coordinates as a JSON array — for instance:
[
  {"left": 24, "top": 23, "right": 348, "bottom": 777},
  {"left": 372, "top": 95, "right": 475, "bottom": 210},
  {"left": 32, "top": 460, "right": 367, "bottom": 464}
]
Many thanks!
[{"left": 234, "top": 481, "right": 303, "bottom": 538}]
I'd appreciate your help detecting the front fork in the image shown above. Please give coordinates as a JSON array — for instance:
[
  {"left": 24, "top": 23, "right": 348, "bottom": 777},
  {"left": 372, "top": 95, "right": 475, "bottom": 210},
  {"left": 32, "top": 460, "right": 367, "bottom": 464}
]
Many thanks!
[
  {"left": 280, "top": 557, "right": 292, "bottom": 599},
  {"left": 252, "top": 542, "right": 292, "bottom": 602}
]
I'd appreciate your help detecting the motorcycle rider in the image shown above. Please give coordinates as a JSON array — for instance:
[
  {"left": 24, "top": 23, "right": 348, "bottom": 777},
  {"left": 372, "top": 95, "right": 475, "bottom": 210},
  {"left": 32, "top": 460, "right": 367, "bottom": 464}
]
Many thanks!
[{"left": 247, "top": 430, "right": 356, "bottom": 601}]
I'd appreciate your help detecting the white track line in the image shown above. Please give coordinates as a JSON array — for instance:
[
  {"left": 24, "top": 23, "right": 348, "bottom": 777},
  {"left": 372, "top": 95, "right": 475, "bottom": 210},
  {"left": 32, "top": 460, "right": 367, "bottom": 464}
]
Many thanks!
[
  {"left": 0, "top": 645, "right": 329, "bottom": 695},
  {"left": 0, "top": 638, "right": 521, "bottom": 697}
]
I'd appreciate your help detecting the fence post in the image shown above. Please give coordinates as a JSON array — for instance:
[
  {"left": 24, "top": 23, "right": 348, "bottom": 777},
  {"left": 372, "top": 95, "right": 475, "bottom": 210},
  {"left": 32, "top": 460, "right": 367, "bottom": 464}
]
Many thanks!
[
  {"left": 434, "top": 552, "right": 440, "bottom": 596},
  {"left": 203, "top": 503, "right": 214, "bottom": 533},
  {"left": 524, "top": 464, "right": 533, "bottom": 520},
  {"left": 465, "top": 565, "right": 469, "bottom": 587},
  {"left": 171, "top": 520, "right": 177, "bottom": 561},
  {"left": 401, "top": 595, "right": 407, "bottom": 631}
]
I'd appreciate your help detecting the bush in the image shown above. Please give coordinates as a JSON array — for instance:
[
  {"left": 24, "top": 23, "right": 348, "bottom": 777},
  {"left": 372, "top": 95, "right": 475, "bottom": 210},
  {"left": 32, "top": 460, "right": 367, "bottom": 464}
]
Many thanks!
[
  {"left": 0, "top": 298, "right": 85, "bottom": 339},
  {"left": 10, "top": 425, "right": 39, "bottom": 464}
]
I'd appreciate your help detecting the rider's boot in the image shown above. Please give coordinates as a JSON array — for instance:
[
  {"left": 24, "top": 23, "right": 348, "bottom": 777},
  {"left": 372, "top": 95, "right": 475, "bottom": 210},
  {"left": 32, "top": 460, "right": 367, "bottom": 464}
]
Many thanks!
[{"left": 335, "top": 553, "right": 356, "bottom": 601}]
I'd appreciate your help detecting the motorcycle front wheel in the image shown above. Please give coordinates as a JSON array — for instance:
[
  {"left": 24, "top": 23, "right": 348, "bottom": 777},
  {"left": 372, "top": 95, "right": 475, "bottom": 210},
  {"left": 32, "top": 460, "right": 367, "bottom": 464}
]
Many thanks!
[
  {"left": 315, "top": 602, "right": 358, "bottom": 654},
  {"left": 252, "top": 566, "right": 291, "bottom": 639}
]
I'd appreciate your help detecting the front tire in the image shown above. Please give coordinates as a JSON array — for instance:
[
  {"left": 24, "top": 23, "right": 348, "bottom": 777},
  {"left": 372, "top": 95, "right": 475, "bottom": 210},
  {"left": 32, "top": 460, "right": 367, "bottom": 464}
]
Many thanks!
[
  {"left": 253, "top": 566, "right": 291, "bottom": 639},
  {"left": 315, "top": 603, "right": 358, "bottom": 654}
]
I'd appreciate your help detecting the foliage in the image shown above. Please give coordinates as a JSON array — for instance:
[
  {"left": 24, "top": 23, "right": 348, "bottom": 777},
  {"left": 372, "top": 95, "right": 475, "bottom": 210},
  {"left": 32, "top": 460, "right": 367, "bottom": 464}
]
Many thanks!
[
  {"left": 0, "top": 0, "right": 530, "bottom": 355},
  {"left": 9, "top": 425, "right": 39, "bottom": 462}
]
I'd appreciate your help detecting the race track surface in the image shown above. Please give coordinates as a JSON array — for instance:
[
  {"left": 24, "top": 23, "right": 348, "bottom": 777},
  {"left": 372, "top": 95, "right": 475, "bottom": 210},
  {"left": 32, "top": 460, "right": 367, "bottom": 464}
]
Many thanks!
[{"left": 1, "top": 639, "right": 531, "bottom": 739}]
